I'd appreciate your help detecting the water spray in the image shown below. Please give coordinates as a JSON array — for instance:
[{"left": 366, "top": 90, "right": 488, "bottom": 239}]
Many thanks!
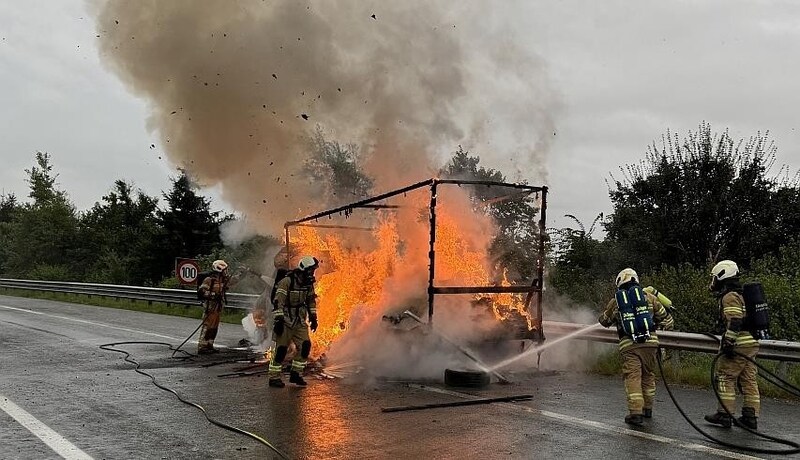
[
  {"left": 488, "top": 323, "right": 601, "bottom": 372},
  {"left": 402, "top": 310, "right": 511, "bottom": 384}
]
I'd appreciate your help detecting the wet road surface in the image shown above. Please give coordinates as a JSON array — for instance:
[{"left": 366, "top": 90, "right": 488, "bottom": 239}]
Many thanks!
[{"left": 1, "top": 294, "right": 798, "bottom": 459}]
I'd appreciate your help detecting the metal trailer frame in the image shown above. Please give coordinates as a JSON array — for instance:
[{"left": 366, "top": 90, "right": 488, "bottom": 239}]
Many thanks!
[{"left": 283, "top": 178, "right": 548, "bottom": 343}]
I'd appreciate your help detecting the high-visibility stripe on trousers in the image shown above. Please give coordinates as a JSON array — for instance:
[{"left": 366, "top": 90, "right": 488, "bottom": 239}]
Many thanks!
[
  {"left": 715, "top": 346, "right": 760, "bottom": 415},
  {"left": 621, "top": 347, "right": 658, "bottom": 415},
  {"left": 198, "top": 302, "right": 222, "bottom": 351},
  {"left": 268, "top": 321, "right": 311, "bottom": 379}
]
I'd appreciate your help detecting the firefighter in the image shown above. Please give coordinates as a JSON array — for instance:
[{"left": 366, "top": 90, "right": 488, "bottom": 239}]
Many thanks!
[
  {"left": 704, "top": 260, "right": 760, "bottom": 429},
  {"left": 197, "top": 260, "right": 232, "bottom": 354},
  {"left": 599, "top": 268, "right": 675, "bottom": 426},
  {"left": 268, "top": 255, "right": 320, "bottom": 388}
]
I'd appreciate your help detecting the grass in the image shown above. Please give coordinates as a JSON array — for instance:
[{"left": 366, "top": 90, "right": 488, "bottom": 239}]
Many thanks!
[
  {"left": 0, "top": 287, "right": 247, "bottom": 324},
  {"left": 590, "top": 348, "right": 800, "bottom": 400}
]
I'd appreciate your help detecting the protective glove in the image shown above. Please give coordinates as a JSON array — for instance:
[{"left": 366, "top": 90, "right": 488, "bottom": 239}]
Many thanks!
[
  {"left": 721, "top": 339, "right": 736, "bottom": 358},
  {"left": 273, "top": 317, "right": 285, "bottom": 336},
  {"left": 309, "top": 314, "right": 318, "bottom": 332}
]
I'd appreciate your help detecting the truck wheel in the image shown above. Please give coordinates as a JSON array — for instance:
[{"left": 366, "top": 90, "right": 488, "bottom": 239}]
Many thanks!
[{"left": 444, "top": 368, "right": 490, "bottom": 388}]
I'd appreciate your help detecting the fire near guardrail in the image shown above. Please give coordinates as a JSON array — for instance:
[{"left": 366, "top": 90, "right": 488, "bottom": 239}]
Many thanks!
[{"left": 1, "top": 278, "right": 798, "bottom": 362}]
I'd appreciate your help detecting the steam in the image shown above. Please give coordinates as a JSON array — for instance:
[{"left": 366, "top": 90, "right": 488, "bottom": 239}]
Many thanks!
[{"left": 91, "top": 0, "right": 559, "bottom": 234}]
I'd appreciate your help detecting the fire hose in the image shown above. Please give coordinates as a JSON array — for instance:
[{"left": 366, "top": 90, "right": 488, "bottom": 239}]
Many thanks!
[
  {"left": 171, "top": 320, "right": 205, "bottom": 358},
  {"left": 99, "top": 341, "right": 290, "bottom": 459},
  {"left": 656, "top": 341, "right": 800, "bottom": 455}
]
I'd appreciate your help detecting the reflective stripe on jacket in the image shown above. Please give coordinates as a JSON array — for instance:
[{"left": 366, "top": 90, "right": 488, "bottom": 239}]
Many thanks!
[
  {"left": 720, "top": 291, "right": 758, "bottom": 347},
  {"left": 273, "top": 274, "right": 317, "bottom": 324}
]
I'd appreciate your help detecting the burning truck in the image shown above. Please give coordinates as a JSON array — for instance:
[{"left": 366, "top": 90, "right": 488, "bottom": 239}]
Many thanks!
[{"left": 246, "top": 177, "right": 548, "bottom": 382}]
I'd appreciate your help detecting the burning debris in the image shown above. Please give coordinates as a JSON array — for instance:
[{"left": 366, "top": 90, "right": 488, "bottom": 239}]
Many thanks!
[{"left": 280, "top": 179, "right": 547, "bottom": 381}]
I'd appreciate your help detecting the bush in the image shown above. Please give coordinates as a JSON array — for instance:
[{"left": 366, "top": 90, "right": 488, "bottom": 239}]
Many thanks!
[
  {"left": 26, "top": 264, "right": 73, "bottom": 281},
  {"left": 551, "top": 241, "right": 800, "bottom": 341},
  {"left": 643, "top": 264, "right": 717, "bottom": 334}
]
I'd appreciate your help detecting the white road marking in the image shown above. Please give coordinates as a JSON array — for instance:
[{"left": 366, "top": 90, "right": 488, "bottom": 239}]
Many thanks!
[
  {"left": 0, "top": 303, "right": 186, "bottom": 342},
  {"left": 410, "top": 384, "right": 762, "bottom": 460},
  {"left": 0, "top": 303, "right": 246, "bottom": 350},
  {"left": 0, "top": 394, "right": 94, "bottom": 460}
]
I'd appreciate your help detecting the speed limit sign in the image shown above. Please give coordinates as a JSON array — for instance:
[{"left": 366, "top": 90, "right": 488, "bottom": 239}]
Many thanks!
[{"left": 176, "top": 258, "right": 200, "bottom": 285}]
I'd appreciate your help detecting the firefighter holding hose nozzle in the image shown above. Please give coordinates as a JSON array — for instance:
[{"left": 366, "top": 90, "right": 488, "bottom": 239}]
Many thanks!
[
  {"left": 268, "top": 256, "right": 320, "bottom": 388},
  {"left": 196, "top": 260, "right": 234, "bottom": 354},
  {"left": 599, "top": 268, "right": 674, "bottom": 426}
]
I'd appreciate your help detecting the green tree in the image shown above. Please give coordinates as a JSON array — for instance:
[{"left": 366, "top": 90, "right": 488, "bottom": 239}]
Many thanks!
[
  {"left": 548, "top": 214, "right": 624, "bottom": 305},
  {"left": 0, "top": 193, "right": 21, "bottom": 275},
  {"left": 79, "top": 180, "right": 161, "bottom": 285},
  {"left": 304, "top": 127, "right": 373, "bottom": 205},
  {"left": 154, "top": 171, "right": 225, "bottom": 280},
  {"left": 5, "top": 152, "right": 80, "bottom": 279},
  {"left": 605, "top": 122, "right": 800, "bottom": 271}
]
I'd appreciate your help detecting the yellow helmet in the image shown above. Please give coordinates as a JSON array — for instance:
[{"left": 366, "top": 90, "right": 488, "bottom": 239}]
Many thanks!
[{"left": 615, "top": 268, "right": 638, "bottom": 287}]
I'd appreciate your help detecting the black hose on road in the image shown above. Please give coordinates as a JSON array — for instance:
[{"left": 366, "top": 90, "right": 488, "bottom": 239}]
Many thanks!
[
  {"left": 100, "top": 341, "right": 290, "bottom": 460},
  {"left": 171, "top": 320, "right": 204, "bottom": 358},
  {"left": 656, "top": 345, "right": 800, "bottom": 455}
]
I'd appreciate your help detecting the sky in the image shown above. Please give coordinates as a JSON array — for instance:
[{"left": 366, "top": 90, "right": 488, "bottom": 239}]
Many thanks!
[{"left": 1, "top": 0, "right": 799, "bottom": 237}]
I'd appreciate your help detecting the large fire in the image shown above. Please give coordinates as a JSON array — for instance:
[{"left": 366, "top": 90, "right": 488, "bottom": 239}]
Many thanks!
[{"left": 290, "top": 186, "right": 534, "bottom": 358}]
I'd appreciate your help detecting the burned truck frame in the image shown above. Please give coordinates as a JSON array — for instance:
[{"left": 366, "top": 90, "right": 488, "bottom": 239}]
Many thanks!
[{"left": 284, "top": 178, "right": 548, "bottom": 344}]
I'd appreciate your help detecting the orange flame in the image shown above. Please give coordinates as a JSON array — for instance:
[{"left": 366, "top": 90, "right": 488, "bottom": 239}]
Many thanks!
[{"left": 290, "top": 190, "right": 532, "bottom": 358}]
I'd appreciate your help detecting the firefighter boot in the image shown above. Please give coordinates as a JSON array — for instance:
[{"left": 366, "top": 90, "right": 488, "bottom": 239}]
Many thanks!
[
  {"left": 268, "top": 378, "right": 285, "bottom": 388},
  {"left": 289, "top": 371, "right": 307, "bottom": 387},
  {"left": 643, "top": 408, "right": 652, "bottom": 418},
  {"left": 704, "top": 412, "right": 732, "bottom": 428},
  {"left": 737, "top": 407, "right": 758, "bottom": 430},
  {"left": 624, "top": 414, "right": 644, "bottom": 426}
]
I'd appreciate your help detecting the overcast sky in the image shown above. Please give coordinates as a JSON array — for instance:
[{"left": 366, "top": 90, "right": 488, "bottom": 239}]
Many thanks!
[{"left": 1, "top": 1, "right": 799, "bottom": 235}]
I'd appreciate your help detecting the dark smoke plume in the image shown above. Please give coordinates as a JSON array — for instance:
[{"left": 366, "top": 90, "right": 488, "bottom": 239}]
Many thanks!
[{"left": 92, "top": 0, "right": 559, "bottom": 233}]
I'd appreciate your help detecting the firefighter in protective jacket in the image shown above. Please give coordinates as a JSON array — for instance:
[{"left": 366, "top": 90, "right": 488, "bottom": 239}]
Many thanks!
[
  {"left": 704, "top": 260, "right": 760, "bottom": 429},
  {"left": 268, "top": 256, "right": 320, "bottom": 388},
  {"left": 599, "top": 268, "right": 674, "bottom": 426},
  {"left": 197, "top": 260, "right": 233, "bottom": 354}
]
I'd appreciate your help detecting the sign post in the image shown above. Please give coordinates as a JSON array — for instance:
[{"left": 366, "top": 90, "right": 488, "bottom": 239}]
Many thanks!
[{"left": 176, "top": 258, "right": 200, "bottom": 286}]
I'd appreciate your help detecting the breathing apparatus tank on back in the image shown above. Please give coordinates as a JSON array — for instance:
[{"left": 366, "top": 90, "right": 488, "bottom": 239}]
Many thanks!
[
  {"left": 614, "top": 268, "right": 655, "bottom": 343},
  {"left": 742, "top": 282, "right": 770, "bottom": 340}
]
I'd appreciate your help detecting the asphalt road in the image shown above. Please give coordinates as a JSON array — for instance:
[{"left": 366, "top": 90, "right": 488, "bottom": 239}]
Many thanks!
[{"left": 1, "top": 294, "right": 798, "bottom": 460}]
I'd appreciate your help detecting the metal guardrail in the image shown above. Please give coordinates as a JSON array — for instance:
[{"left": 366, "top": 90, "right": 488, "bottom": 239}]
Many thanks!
[
  {"left": 545, "top": 320, "right": 800, "bottom": 363},
  {"left": 2, "top": 278, "right": 799, "bottom": 362},
  {"left": 0, "top": 278, "right": 258, "bottom": 309}
]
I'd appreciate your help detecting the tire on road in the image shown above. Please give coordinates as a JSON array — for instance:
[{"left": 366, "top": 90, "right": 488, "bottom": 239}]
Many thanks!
[{"left": 444, "top": 368, "right": 490, "bottom": 388}]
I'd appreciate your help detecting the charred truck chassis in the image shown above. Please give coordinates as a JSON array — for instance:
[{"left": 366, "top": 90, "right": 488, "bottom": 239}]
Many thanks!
[{"left": 284, "top": 178, "right": 548, "bottom": 344}]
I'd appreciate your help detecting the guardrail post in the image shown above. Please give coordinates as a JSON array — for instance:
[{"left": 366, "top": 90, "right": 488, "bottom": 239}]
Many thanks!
[
  {"left": 667, "top": 349, "right": 680, "bottom": 368},
  {"left": 776, "top": 360, "right": 789, "bottom": 380}
]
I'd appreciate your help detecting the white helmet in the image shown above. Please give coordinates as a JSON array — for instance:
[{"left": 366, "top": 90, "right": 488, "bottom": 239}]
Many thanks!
[
  {"left": 711, "top": 260, "right": 738, "bottom": 281},
  {"left": 212, "top": 260, "right": 228, "bottom": 273},
  {"left": 297, "top": 256, "right": 319, "bottom": 272},
  {"left": 615, "top": 268, "right": 638, "bottom": 287}
]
